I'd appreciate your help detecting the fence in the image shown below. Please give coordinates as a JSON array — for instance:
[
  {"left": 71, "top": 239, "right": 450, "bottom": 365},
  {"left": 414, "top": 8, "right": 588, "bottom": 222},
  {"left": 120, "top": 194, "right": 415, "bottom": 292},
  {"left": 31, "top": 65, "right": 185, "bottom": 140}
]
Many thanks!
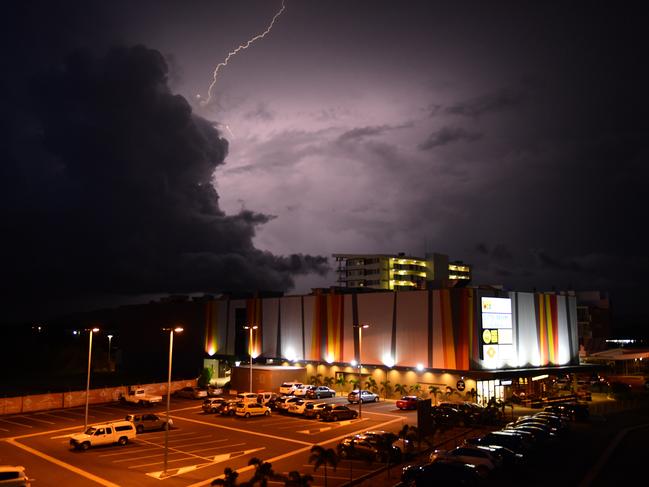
[{"left": 0, "top": 379, "right": 197, "bottom": 415}]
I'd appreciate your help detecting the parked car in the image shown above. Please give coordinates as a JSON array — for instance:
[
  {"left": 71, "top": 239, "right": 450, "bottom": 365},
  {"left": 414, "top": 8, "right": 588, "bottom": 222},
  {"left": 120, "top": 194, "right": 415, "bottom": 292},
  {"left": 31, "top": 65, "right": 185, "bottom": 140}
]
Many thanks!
[
  {"left": 430, "top": 404, "right": 467, "bottom": 426},
  {"left": 288, "top": 399, "right": 316, "bottom": 415},
  {"left": 396, "top": 396, "right": 419, "bottom": 410},
  {"left": 544, "top": 402, "right": 589, "bottom": 421},
  {"left": 504, "top": 424, "right": 554, "bottom": 444},
  {"left": 430, "top": 446, "right": 501, "bottom": 477},
  {"left": 293, "top": 385, "right": 314, "bottom": 397},
  {"left": 125, "top": 413, "right": 172, "bottom": 433},
  {"left": 465, "top": 431, "right": 529, "bottom": 454},
  {"left": 400, "top": 461, "right": 480, "bottom": 486},
  {"left": 235, "top": 402, "right": 271, "bottom": 418},
  {"left": 236, "top": 392, "right": 260, "bottom": 404},
  {"left": 320, "top": 404, "right": 359, "bottom": 422},
  {"left": 348, "top": 389, "right": 379, "bottom": 403},
  {"left": 207, "top": 385, "right": 224, "bottom": 397},
  {"left": 337, "top": 433, "right": 402, "bottom": 463},
  {"left": 305, "top": 386, "right": 336, "bottom": 399},
  {"left": 303, "top": 402, "right": 328, "bottom": 419},
  {"left": 202, "top": 397, "right": 226, "bottom": 413},
  {"left": 279, "top": 382, "right": 303, "bottom": 395},
  {"left": 276, "top": 396, "right": 302, "bottom": 413},
  {"left": 0, "top": 465, "right": 31, "bottom": 487},
  {"left": 175, "top": 386, "right": 208, "bottom": 399},
  {"left": 69, "top": 421, "right": 136, "bottom": 450},
  {"left": 257, "top": 392, "right": 279, "bottom": 406},
  {"left": 217, "top": 400, "right": 241, "bottom": 416}
]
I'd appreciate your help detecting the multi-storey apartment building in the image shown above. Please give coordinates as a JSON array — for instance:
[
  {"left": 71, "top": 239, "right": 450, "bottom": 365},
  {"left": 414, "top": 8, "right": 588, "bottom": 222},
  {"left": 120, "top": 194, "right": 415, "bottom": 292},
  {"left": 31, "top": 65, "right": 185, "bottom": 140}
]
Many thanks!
[{"left": 333, "top": 252, "right": 471, "bottom": 290}]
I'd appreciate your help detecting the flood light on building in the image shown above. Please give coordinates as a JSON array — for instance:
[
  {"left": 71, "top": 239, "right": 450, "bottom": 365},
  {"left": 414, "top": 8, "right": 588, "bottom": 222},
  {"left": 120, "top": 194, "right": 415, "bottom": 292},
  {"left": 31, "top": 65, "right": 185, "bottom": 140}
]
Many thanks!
[
  {"left": 350, "top": 360, "right": 358, "bottom": 367},
  {"left": 382, "top": 354, "right": 395, "bottom": 368},
  {"left": 416, "top": 363, "right": 424, "bottom": 371},
  {"left": 325, "top": 355, "right": 334, "bottom": 364},
  {"left": 235, "top": 361, "right": 241, "bottom": 367},
  {"left": 285, "top": 347, "right": 297, "bottom": 362}
]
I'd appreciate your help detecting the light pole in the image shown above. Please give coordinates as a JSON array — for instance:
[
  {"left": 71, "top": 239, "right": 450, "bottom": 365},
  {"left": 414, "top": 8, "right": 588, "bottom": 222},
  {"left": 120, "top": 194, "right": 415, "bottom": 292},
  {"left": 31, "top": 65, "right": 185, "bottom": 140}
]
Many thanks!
[
  {"left": 243, "top": 325, "right": 258, "bottom": 393},
  {"left": 354, "top": 324, "right": 369, "bottom": 418},
  {"left": 107, "top": 334, "right": 113, "bottom": 366},
  {"left": 84, "top": 327, "right": 99, "bottom": 431},
  {"left": 162, "top": 326, "right": 183, "bottom": 475}
]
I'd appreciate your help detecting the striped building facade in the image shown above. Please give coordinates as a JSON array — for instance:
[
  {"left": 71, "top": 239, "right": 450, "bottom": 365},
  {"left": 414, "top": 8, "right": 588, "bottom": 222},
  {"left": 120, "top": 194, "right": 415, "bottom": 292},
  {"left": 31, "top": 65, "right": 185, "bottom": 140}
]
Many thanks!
[{"left": 203, "top": 288, "right": 579, "bottom": 372}]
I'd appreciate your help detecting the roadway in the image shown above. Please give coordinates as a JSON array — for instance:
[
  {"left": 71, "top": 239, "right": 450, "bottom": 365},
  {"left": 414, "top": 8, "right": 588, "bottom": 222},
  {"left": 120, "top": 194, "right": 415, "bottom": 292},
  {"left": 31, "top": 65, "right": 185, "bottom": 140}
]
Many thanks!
[{"left": 0, "top": 396, "right": 415, "bottom": 486}]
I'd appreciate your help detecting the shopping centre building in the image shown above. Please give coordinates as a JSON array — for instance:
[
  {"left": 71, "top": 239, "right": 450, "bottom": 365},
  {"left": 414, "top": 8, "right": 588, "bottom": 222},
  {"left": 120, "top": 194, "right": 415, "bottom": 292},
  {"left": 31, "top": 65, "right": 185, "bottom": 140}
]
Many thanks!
[{"left": 202, "top": 286, "right": 587, "bottom": 405}]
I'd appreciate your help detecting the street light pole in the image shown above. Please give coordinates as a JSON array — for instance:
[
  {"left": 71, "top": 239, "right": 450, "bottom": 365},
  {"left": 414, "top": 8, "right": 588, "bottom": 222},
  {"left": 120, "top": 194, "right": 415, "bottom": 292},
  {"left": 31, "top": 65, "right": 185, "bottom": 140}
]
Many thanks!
[
  {"left": 84, "top": 327, "right": 99, "bottom": 431},
  {"left": 243, "top": 325, "right": 258, "bottom": 393},
  {"left": 107, "top": 334, "right": 113, "bottom": 366},
  {"left": 354, "top": 324, "right": 369, "bottom": 419},
  {"left": 163, "top": 326, "right": 183, "bottom": 475}
]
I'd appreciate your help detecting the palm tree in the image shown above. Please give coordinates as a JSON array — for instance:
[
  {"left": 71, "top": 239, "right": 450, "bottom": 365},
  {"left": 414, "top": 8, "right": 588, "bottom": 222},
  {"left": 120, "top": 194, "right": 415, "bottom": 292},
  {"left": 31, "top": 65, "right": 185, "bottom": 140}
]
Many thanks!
[
  {"left": 349, "top": 378, "right": 361, "bottom": 392},
  {"left": 323, "top": 376, "right": 335, "bottom": 388},
  {"left": 409, "top": 383, "right": 422, "bottom": 397},
  {"left": 365, "top": 376, "right": 378, "bottom": 395},
  {"left": 211, "top": 467, "right": 239, "bottom": 486},
  {"left": 308, "top": 445, "right": 339, "bottom": 487},
  {"left": 309, "top": 374, "right": 323, "bottom": 386},
  {"left": 284, "top": 471, "right": 313, "bottom": 487},
  {"left": 380, "top": 379, "right": 392, "bottom": 400},
  {"left": 394, "top": 383, "right": 408, "bottom": 397},
  {"left": 428, "top": 385, "right": 441, "bottom": 405},
  {"left": 335, "top": 375, "right": 347, "bottom": 396},
  {"left": 248, "top": 457, "right": 277, "bottom": 487}
]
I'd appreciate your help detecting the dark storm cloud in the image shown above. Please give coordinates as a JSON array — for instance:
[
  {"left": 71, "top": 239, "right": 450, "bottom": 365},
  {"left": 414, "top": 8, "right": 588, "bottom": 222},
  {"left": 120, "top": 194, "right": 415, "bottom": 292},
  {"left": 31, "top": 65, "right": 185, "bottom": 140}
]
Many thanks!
[
  {"left": 532, "top": 250, "right": 584, "bottom": 273},
  {"left": 476, "top": 243, "right": 513, "bottom": 261},
  {"left": 418, "top": 127, "right": 482, "bottom": 150},
  {"left": 443, "top": 86, "right": 529, "bottom": 118},
  {"left": 338, "top": 123, "right": 412, "bottom": 142},
  {"left": 0, "top": 45, "right": 327, "bottom": 322}
]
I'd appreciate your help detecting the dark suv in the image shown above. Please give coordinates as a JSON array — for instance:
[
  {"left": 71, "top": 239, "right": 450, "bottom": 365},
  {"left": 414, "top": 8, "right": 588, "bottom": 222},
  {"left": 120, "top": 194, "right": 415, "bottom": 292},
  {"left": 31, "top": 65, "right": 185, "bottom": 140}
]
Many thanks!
[
  {"left": 125, "top": 413, "right": 172, "bottom": 433},
  {"left": 337, "top": 432, "right": 402, "bottom": 462},
  {"left": 320, "top": 404, "right": 358, "bottom": 422}
]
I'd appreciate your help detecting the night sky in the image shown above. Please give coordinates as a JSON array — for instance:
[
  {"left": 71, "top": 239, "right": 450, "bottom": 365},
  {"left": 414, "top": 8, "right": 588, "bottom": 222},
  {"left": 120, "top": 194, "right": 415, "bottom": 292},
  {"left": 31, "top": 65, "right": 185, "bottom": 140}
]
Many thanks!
[{"left": 2, "top": 1, "right": 647, "bottom": 334}]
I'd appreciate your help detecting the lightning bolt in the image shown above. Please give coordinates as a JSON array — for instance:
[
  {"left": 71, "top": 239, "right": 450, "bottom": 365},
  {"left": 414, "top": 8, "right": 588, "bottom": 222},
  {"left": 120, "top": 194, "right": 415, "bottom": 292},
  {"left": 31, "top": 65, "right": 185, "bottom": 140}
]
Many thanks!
[{"left": 200, "top": 1, "right": 286, "bottom": 107}]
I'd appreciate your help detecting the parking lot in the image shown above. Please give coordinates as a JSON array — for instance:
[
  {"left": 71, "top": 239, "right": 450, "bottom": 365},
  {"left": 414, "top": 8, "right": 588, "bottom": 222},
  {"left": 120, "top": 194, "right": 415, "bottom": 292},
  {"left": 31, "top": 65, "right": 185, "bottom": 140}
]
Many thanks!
[{"left": 0, "top": 396, "right": 414, "bottom": 486}]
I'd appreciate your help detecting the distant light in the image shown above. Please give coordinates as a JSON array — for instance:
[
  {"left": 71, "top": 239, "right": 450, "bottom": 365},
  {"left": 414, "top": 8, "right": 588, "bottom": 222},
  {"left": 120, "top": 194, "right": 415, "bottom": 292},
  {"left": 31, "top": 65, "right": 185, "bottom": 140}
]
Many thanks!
[
  {"left": 107, "top": 334, "right": 113, "bottom": 339},
  {"left": 207, "top": 346, "right": 216, "bottom": 357},
  {"left": 174, "top": 327, "right": 184, "bottom": 333},
  {"left": 92, "top": 327, "right": 99, "bottom": 333},
  {"left": 416, "top": 363, "right": 424, "bottom": 371},
  {"left": 351, "top": 360, "right": 358, "bottom": 367},
  {"left": 235, "top": 361, "right": 241, "bottom": 367},
  {"left": 532, "top": 374, "right": 549, "bottom": 381}
]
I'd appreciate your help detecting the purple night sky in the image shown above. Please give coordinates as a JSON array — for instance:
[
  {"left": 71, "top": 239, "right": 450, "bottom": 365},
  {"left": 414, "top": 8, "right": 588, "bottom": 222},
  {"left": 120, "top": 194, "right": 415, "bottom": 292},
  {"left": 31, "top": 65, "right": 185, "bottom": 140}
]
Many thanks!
[{"left": 2, "top": 1, "right": 647, "bottom": 334}]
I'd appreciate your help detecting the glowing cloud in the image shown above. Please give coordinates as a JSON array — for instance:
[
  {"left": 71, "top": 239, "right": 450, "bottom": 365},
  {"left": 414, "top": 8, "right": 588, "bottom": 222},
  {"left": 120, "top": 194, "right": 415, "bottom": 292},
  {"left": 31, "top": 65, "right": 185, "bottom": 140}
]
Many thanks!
[{"left": 201, "top": 1, "right": 286, "bottom": 107}]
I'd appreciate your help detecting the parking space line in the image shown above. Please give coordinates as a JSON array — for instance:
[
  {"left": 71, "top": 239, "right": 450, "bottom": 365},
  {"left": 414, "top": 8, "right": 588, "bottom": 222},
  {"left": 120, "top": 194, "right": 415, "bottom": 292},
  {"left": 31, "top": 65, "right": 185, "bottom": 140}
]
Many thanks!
[
  {"left": 146, "top": 447, "right": 266, "bottom": 480},
  {"left": 175, "top": 415, "right": 313, "bottom": 446},
  {"left": 37, "top": 412, "right": 76, "bottom": 421},
  {"left": 5, "top": 438, "right": 120, "bottom": 487},
  {"left": 0, "top": 418, "right": 33, "bottom": 428},
  {"left": 185, "top": 442, "right": 245, "bottom": 455},
  {"left": 98, "top": 446, "right": 161, "bottom": 457},
  {"left": 15, "top": 415, "right": 55, "bottom": 425}
]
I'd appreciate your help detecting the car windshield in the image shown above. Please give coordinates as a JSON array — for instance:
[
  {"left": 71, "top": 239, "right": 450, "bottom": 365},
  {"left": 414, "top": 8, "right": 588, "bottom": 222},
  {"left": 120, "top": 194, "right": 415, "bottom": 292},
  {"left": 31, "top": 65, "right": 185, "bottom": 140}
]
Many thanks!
[{"left": 84, "top": 427, "right": 97, "bottom": 435}]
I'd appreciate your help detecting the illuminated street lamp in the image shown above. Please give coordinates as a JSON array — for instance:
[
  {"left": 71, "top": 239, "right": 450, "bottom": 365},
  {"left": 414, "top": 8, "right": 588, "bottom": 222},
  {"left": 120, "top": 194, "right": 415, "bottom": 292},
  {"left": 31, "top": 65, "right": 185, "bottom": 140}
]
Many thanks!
[
  {"left": 243, "top": 325, "right": 258, "bottom": 393},
  {"left": 354, "top": 324, "right": 369, "bottom": 418},
  {"left": 84, "top": 327, "right": 99, "bottom": 431},
  {"left": 162, "top": 326, "right": 183, "bottom": 475}
]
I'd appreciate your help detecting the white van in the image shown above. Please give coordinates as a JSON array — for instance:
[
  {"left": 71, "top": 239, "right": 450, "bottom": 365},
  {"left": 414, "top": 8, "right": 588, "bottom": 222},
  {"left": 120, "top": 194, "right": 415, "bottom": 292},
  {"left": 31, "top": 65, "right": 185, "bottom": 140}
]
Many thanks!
[
  {"left": 279, "top": 382, "right": 303, "bottom": 395},
  {"left": 236, "top": 392, "right": 260, "bottom": 404},
  {"left": 69, "top": 420, "right": 136, "bottom": 450}
]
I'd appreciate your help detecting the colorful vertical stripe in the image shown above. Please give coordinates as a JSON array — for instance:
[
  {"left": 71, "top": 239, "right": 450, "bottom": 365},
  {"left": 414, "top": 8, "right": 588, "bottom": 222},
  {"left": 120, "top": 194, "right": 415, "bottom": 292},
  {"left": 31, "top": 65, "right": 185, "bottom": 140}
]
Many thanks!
[
  {"left": 310, "top": 292, "right": 345, "bottom": 362},
  {"left": 204, "top": 300, "right": 219, "bottom": 356},
  {"left": 246, "top": 298, "right": 263, "bottom": 358},
  {"left": 454, "top": 288, "right": 473, "bottom": 370},
  {"left": 440, "top": 290, "right": 457, "bottom": 369}
]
